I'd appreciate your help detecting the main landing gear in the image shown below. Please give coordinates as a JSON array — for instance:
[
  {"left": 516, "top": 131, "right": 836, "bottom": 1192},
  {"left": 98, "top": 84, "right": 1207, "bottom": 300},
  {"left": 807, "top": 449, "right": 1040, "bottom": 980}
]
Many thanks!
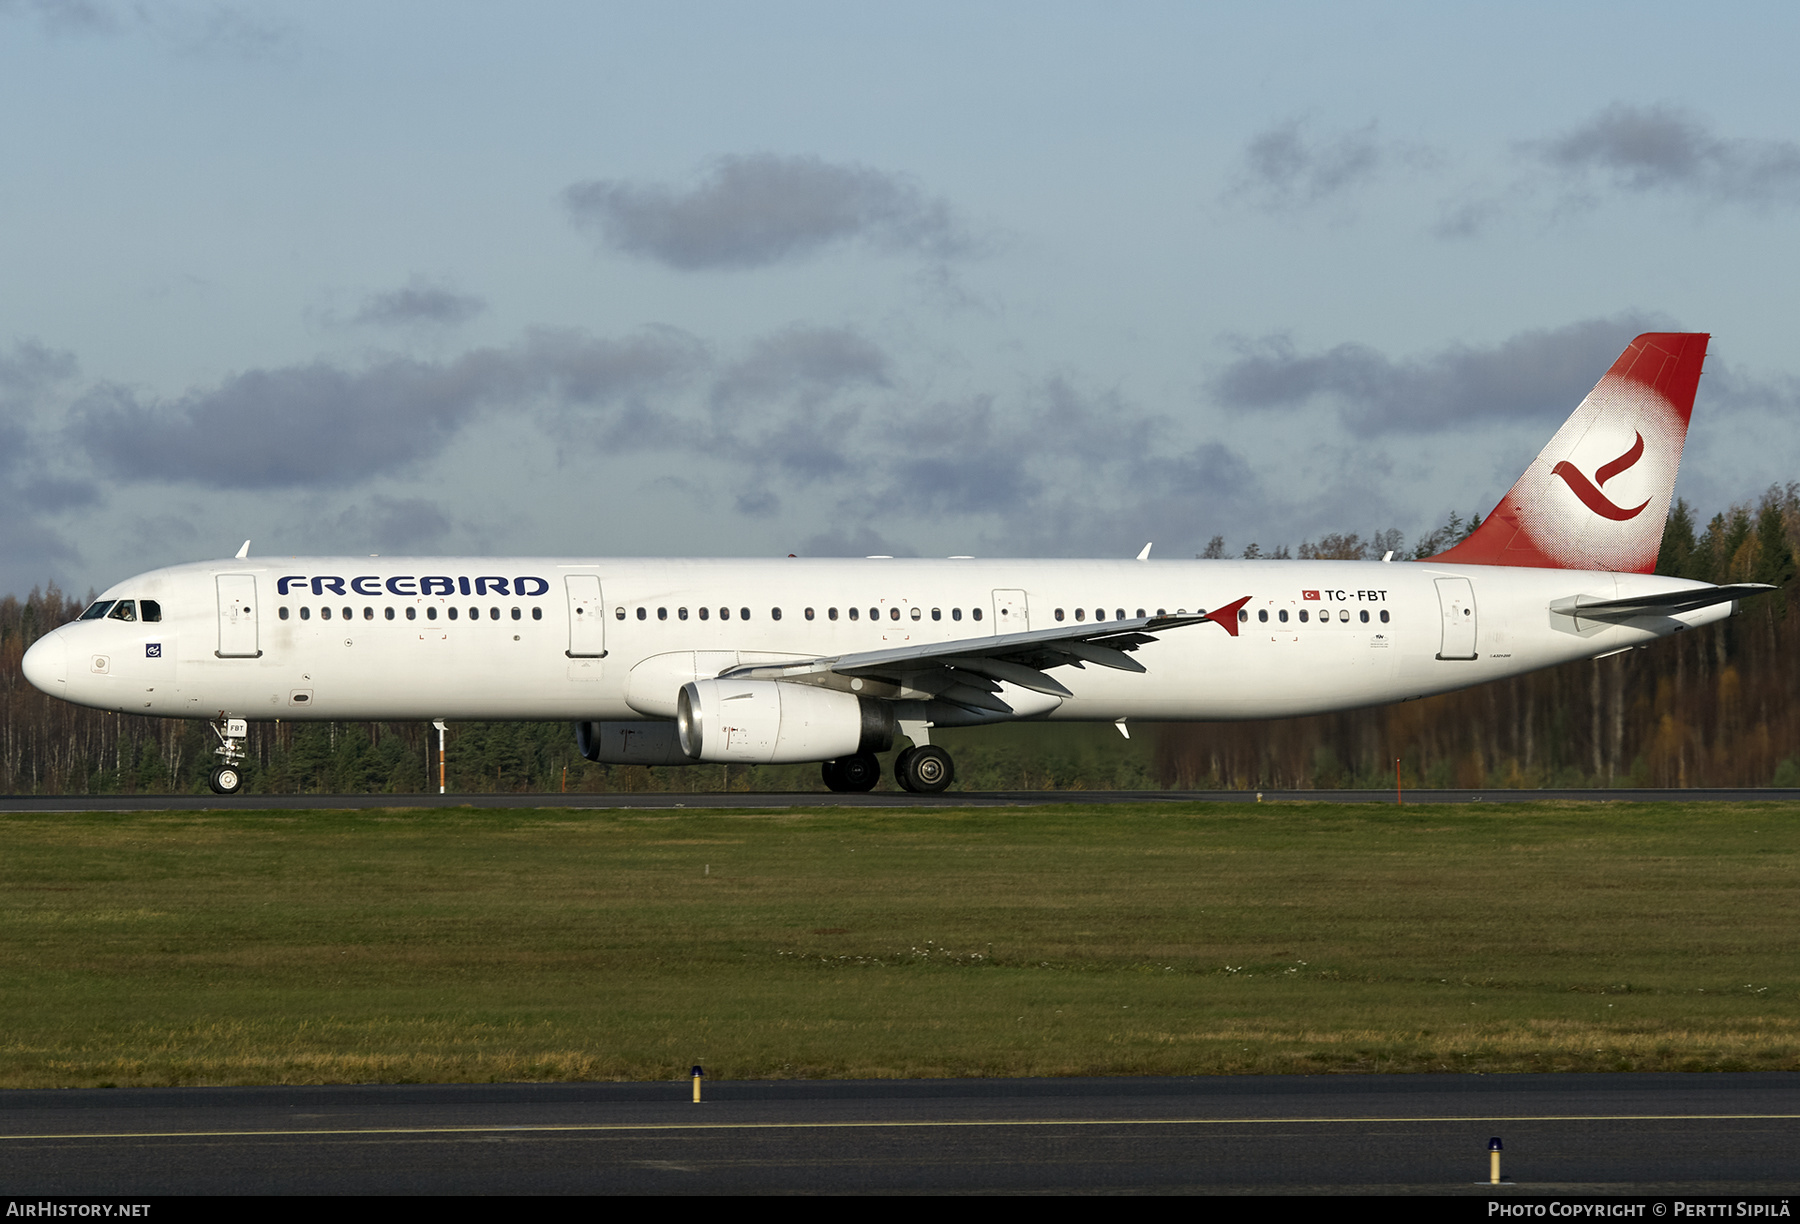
[
  {"left": 208, "top": 717, "right": 248, "bottom": 795},
  {"left": 820, "top": 745, "right": 957, "bottom": 794},
  {"left": 894, "top": 745, "right": 954, "bottom": 794},
  {"left": 821, "top": 753, "right": 881, "bottom": 793}
]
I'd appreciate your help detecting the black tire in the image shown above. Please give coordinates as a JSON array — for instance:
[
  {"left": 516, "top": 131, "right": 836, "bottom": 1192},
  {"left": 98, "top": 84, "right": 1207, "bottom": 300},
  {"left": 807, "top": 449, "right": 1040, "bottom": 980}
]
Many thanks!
[
  {"left": 900, "top": 746, "right": 954, "bottom": 793},
  {"left": 821, "top": 759, "right": 847, "bottom": 791},
  {"left": 838, "top": 752, "right": 881, "bottom": 792},
  {"left": 892, "top": 746, "right": 919, "bottom": 792},
  {"left": 209, "top": 765, "right": 243, "bottom": 795}
]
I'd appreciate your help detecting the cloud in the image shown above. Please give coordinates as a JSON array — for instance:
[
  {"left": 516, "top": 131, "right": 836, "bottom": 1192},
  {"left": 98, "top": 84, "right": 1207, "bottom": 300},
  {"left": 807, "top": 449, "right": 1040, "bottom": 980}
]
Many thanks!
[
  {"left": 0, "top": 0, "right": 115, "bottom": 35},
  {"left": 330, "top": 495, "right": 452, "bottom": 552},
  {"left": 1209, "top": 316, "right": 1669, "bottom": 433},
  {"left": 69, "top": 329, "right": 705, "bottom": 488},
  {"left": 563, "top": 154, "right": 972, "bottom": 270},
  {"left": 353, "top": 283, "right": 486, "bottom": 328},
  {"left": 1534, "top": 104, "right": 1800, "bottom": 205},
  {"left": 1228, "top": 119, "right": 1434, "bottom": 211}
]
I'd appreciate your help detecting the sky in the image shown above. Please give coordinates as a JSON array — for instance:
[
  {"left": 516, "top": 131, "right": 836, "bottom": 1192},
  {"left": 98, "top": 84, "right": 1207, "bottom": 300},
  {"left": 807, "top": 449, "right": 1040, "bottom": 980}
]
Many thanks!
[{"left": 3, "top": 1, "right": 1800, "bottom": 596}]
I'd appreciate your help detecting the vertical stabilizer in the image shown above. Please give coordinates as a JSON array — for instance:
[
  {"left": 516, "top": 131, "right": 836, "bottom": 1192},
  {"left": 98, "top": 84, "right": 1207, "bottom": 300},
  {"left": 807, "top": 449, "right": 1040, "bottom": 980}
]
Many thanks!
[{"left": 1430, "top": 332, "right": 1708, "bottom": 573}]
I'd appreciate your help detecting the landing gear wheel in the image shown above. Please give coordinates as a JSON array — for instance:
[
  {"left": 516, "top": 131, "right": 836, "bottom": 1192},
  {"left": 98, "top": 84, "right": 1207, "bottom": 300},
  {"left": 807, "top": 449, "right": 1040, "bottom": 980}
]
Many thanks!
[
  {"left": 821, "top": 752, "right": 881, "bottom": 793},
  {"left": 893, "top": 746, "right": 919, "bottom": 792},
  {"left": 896, "top": 745, "right": 954, "bottom": 794},
  {"left": 209, "top": 764, "right": 243, "bottom": 795}
]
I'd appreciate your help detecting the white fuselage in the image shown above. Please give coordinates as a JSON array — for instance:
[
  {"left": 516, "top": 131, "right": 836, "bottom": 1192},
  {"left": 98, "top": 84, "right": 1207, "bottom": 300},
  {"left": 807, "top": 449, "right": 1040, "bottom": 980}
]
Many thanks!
[{"left": 23, "top": 555, "right": 1728, "bottom": 725}]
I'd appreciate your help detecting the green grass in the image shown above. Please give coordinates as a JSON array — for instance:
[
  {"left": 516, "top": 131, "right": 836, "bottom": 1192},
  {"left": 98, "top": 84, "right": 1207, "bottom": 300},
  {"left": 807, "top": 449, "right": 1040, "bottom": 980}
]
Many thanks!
[{"left": 1, "top": 801, "right": 1796, "bottom": 1086}]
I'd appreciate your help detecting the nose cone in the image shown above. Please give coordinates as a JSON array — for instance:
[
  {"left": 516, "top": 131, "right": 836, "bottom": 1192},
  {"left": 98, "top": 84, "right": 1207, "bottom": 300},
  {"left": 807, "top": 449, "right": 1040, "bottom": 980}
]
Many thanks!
[{"left": 22, "top": 629, "right": 67, "bottom": 695}]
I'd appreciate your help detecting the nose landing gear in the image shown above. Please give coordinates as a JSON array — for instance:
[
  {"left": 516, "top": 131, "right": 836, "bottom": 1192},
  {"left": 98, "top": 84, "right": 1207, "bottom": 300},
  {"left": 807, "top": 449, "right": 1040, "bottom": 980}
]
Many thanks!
[{"left": 208, "top": 718, "right": 248, "bottom": 795}]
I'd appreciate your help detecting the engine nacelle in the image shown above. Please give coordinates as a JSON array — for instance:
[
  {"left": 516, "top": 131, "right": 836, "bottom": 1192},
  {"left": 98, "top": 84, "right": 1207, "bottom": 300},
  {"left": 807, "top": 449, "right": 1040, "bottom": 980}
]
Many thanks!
[
  {"left": 675, "top": 680, "right": 894, "bottom": 764},
  {"left": 574, "top": 720, "right": 692, "bottom": 765}
]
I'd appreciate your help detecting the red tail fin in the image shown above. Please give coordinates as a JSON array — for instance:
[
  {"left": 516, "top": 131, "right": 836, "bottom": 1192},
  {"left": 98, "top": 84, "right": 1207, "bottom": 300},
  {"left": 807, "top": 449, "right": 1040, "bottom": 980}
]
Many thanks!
[{"left": 1430, "top": 332, "right": 1708, "bottom": 573}]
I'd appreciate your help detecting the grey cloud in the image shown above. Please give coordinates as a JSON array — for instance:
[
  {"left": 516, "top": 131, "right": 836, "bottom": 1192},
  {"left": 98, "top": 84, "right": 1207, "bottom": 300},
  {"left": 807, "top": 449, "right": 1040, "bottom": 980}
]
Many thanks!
[
  {"left": 71, "top": 329, "right": 704, "bottom": 488},
  {"left": 1210, "top": 315, "right": 1668, "bottom": 433},
  {"left": 353, "top": 284, "right": 486, "bottom": 328},
  {"left": 0, "top": 339, "right": 78, "bottom": 401},
  {"left": 331, "top": 496, "right": 452, "bottom": 553},
  {"left": 1228, "top": 119, "right": 1434, "bottom": 210},
  {"left": 798, "top": 525, "right": 917, "bottom": 559},
  {"left": 0, "top": 0, "right": 115, "bottom": 35},
  {"left": 1536, "top": 104, "right": 1800, "bottom": 205},
  {"left": 564, "top": 154, "right": 971, "bottom": 270}
]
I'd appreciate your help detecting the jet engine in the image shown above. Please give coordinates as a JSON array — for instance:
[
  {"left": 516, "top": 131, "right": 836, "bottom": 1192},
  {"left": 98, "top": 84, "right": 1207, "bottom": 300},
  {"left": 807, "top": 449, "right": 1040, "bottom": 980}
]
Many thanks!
[{"left": 675, "top": 679, "right": 894, "bottom": 764}]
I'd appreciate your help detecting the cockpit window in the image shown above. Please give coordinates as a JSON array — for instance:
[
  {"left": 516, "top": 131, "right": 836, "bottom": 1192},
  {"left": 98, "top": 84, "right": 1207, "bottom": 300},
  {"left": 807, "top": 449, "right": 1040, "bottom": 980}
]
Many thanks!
[
  {"left": 139, "top": 600, "right": 161, "bottom": 622},
  {"left": 80, "top": 601, "right": 115, "bottom": 620},
  {"left": 106, "top": 601, "right": 137, "bottom": 622}
]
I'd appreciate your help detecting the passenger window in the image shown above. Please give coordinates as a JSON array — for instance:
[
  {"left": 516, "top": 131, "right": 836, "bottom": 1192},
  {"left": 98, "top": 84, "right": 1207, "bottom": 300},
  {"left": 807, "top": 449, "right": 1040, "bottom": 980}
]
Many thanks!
[
  {"left": 849, "top": 607, "right": 859, "bottom": 621},
  {"left": 280, "top": 607, "right": 290, "bottom": 620},
  {"left": 699, "top": 607, "right": 710, "bottom": 621},
  {"left": 805, "top": 608, "right": 815, "bottom": 621},
  {"left": 615, "top": 607, "right": 625, "bottom": 620},
  {"left": 1156, "top": 608, "right": 1167, "bottom": 616},
  {"left": 532, "top": 607, "right": 542, "bottom": 620},
  {"left": 952, "top": 608, "right": 962, "bottom": 621},
  {"left": 107, "top": 600, "right": 136, "bottom": 621},
  {"left": 1075, "top": 608, "right": 1085, "bottom": 622},
  {"left": 889, "top": 608, "right": 900, "bottom": 621},
  {"left": 301, "top": 607, "right": 311, "bottom": 620},
  {"left": 1258, "top": 609, "right": 1268, "bottom": 623},
  {"left": 828, "top": 607, "right": 838, "bottom": 620},
  {"left": 364, "top": 607, "right": 373, "bottom": 620},
  {"left": 385, "top": 607, "right": 395, "bottom": 621},
  {"left": 1380, "top": 609, "right": 1390, "bottom": 623},
  {"left": 932, "top": 608, "right": 941, "bottom": 621},
  {"left": 910, "top": 607, "right": 921, "bottom": 621},
  {"left": 1095, "top": 609, "right": 1105, "bottom": 621},
  {"left": 1359, "top": 609, "right": 1370, "bottom": 623},
  {"left": 514, "top": 607, "right": 524, "bottom": 620},
  {"left": 771, "top": 608, "right": 781, "bottom": 621},
  {"left": 637, "top": 607, "right": 647, "bottom": 620},
  {"left": 406, "top": 607, "right": 417, "bottom": 621},
  {"left": 1117, "top": 609, "right": 1126, "bottom": 621},
  {"left": 322, "top": 607, "right": 333, "bottom": 621},
  {"left": 869, "top": 607, "right": 878, "bottom": 621},
  {"left": 972, "top": 608, "right": 982, "bottom": 621},
  {"left": 1278, "top": 609, "right": 1288, "bottom": 623},
  {"left": 344, "top": 608, "right": 353, "bottom": 621},
  {"left": 491, "top": 608, "right": 500, "bottom": 620},
  {"left": 678, "top": 608, "right": 688, "bottom": 621},
  {"left": 740, "top": 608, "right": 750, "bottom": 620},
  {"left": 1135, "top": 608, "right": 1144, "bottom": 619},
  {"left": 1298, "top": 609, "right": 1308, "bottom": 623},
  {"left": 428, "top": 607, "right": 438, "bottom": 621},
  {"left": 469, "top": 607, "right": 478, "bottom": 620},
  {"left": 1339, "top": 609, "right": 1350, "bottom": 623},
  {"left": 1238, "top": 609, "right": 1248, "bottom": 622},
  {"left": 447, "top": 607, "right": 457, "bottom": 621},
  {"left": 655, "top": 607, "right": 665, "bottom": 620},
  {"left": 1055, "top": 609, "right": 1065, "bottom": 621}
]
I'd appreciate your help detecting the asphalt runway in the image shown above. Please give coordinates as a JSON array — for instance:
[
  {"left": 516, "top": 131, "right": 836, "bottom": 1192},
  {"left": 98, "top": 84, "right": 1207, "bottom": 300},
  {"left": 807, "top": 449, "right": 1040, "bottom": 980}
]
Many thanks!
[
  {"left": 4, "top": 787, "right": 1800, "bottom": 813},
  {"left": 2, "top": 1074, "right": 1796, "bottom": 1195}
]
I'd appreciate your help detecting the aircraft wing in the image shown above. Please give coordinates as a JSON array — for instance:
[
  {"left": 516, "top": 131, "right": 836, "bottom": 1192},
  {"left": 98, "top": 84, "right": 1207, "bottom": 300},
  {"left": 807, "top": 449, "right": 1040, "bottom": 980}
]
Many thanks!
[
  {"left": 719, "top": 596, "right": 1250, "bottom": 713},
  {"left": 1550, "top": 583, "right": 1776, "bottom": 622}
]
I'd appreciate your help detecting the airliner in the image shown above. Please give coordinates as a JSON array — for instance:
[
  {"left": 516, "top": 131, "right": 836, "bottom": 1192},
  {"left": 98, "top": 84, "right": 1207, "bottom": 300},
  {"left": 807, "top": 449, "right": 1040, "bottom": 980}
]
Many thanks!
[{"left": 20, "top": 332, "right": 1769, "bottom": 795}]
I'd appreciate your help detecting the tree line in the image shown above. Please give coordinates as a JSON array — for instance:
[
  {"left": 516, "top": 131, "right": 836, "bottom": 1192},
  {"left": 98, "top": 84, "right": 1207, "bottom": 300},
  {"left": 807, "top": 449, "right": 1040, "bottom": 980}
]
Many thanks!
[{"left": 2, "top": 488, "right": 1795, "bottom": 795}]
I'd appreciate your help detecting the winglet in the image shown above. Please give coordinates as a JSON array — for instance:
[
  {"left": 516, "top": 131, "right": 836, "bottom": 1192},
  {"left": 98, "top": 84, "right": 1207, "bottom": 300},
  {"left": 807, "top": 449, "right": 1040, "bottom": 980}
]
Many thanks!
[
  {"left": 235, "top": 540, "right": 251, "bottom": 559},
  {"left": 1203, "top": 595, "right": 1252, "bottom": 637},
  {"left": 1136, "top": 542, "right": 1152, "bottom": 561}
]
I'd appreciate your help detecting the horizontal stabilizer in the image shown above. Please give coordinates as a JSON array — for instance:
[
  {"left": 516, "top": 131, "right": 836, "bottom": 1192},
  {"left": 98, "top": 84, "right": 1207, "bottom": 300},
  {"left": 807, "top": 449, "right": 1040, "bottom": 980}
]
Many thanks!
[{"left": 1550, "top": 583, "right": 1775, "bottom": 621}]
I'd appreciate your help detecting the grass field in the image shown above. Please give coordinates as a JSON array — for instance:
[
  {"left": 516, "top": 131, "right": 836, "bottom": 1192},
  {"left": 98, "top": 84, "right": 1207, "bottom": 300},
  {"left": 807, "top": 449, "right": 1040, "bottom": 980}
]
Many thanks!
[{"left": 1, "top": 801, "right": 1796, "bottom": 1087}]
